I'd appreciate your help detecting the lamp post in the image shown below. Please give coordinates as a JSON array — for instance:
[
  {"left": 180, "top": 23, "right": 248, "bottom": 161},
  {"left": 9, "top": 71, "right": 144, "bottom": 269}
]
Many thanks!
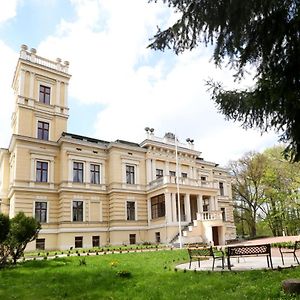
[{"left": 175, "top": 135, "right": 182, "bottom": 249}]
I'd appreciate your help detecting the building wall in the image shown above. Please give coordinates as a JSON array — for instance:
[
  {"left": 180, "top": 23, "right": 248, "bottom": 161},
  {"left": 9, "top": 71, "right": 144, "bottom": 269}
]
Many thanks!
[{"left": 0, "top": 47, "right": 236, "bottom": 251}]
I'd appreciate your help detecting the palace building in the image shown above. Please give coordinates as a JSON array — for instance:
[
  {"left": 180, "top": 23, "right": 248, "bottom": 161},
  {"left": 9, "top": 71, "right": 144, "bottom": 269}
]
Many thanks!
[{"left": 0, "top": 45, "right": 236, "bottom": 251}]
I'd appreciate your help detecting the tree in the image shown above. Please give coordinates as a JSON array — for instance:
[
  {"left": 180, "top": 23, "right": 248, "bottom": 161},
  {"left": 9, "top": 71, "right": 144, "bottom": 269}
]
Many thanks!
[
  {"left": 149, "top": 0, "right": 300, "bottom": 161},
  {"left": 230, "top": 152, "right": 267, "bottom": 237},
  {"left": 260, "top": 146, "right": 300, "bottom": 236},
  {"left": 231, "top": 146, "right": 300, "bottom": 238},
  {"left": 8, "top": 212, "right": 40, "bottom": 264},
  {"left": 0, "top": 214, "right": 10, "bottom": 267}
]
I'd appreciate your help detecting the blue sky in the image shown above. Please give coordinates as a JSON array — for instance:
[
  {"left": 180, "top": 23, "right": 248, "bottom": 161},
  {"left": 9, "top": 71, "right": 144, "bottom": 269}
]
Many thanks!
[{"left": 0, "top": 0, "right": 279, "bottom": 165}]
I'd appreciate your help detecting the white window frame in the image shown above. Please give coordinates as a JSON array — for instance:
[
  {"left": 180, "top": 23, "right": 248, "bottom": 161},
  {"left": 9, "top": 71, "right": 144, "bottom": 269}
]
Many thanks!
[
  {"left": 89, "top": 163, "right": 101, "bottom": 184},
  {"left": 125, "top": 200, "right": 137, "bottom": 221},
  {"left": 37, "top": 81, "right": 53, "bottom": 105},
  {"left": 71, "top": 199, "right": 85, "bottom": 222},
  {"left": 33, "top": 197, "right": 49, "bottom": 223}
]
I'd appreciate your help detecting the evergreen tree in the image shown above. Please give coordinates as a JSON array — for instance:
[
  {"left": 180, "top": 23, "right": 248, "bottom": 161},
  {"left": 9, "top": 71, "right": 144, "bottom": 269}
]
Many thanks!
[{"left": 149, "top": 0, "right": 300, "bottom": 161}]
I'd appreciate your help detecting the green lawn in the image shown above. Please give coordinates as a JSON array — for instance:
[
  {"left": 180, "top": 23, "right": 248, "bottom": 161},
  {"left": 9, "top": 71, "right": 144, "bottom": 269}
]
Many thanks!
[{"left": 0, "top": 250, "right": 300, "bottom": 299}]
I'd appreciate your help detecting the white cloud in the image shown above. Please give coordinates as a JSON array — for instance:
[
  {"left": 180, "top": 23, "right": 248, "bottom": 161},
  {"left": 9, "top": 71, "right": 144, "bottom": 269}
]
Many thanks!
[
  {"left": 0, "top": 41, "right": 18, "bottom": 147},
  {"left": 0, "top": 0, "right": 19, "bottom": 24},
  {"left": 0, "top": 0, "right": 279, "bottom": 166}
]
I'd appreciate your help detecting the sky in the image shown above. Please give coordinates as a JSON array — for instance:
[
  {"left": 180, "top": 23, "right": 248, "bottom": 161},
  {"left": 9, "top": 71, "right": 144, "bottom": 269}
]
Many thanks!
[{"left": 0, "top": 0, "right": 279, "bottom": 166}]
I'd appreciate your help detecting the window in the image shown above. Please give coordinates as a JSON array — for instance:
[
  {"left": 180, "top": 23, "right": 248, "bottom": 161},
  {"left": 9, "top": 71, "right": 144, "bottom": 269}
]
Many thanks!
[
  {"left": 92, "top": 236, "right": 100, "bottom": 247},
  {"left": 73, "top": 201, "right": 83, "bottom": 222},
  {"left": 181, "top": 172, "right": 187, "bottom": 178},
  {"left": 155, "top": 232, "right": 161, "bottom": 243},
  {"left": 156, "top": 169, "right": 163, "bottom": 179},
  {"left": 129, "top": 234, "right": 136, "bottom": 245},
  {"left": 36, "top": 238, "right": 45, "bottom": 250},
  {"left": 36, "top": 161, "right": 48, "bottom": 182},
  {"left": 39, "top": 85, "right": 51, "bottom": 104},
  {"left": 73, "top": 162, "right": 84, "bottom": 183},
  {"left": 90, "top": 164, "right": 100, "bottom": 184},
  {"left": 151, "top": 194, "right": 165, "bottom": 219},
  {"left": 219, "top": 182, "right": 224, "bottom": 196},
  {"left": 169, "top": 171, "right": 176, "bottom": 177},
  {"left": 35, "top": 201, "right": 47, "bottom": 223},
  {"left": 126, "top": 165, "right": 135, "bottom": 184},
  {"left": 221, "top": 208, "right": 226, "bottom": 221},
  {"left": 127, "top": 201, "right": 135, "bottom": 221},
  {"left": 200, "top": 176, "right": 206, "bottom": 181},
  {"left": 37, "top": 121, "right": 49, "bottom": 140},
  {"left": 75, "top": 236, "right": 83, "bottom": 248}
]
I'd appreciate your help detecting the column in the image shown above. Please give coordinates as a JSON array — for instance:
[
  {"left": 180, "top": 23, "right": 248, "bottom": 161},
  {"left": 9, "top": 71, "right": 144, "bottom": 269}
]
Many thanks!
[
  {"left": 147, "top": 198, "right": 151, "bottom": 224},
  {"left": 152, "top": 159, "right": 156, "bottom": 181},
  {"left": 165, "top": 193, "right": 172, "bottom": 224},
  {"left": 171, "top": 193, "right": 177, "bottom": 222},
  {"left": 214, "top": 196, "right": 218, "bottom": 210},
  {"left": 189, "top": 166, "right": 193, "bottom": 178},
  {"left": 64, "top": 82, "right": 68, "bottom": 107},
  {"left": 29, "top": 72, "right": 34, "bottom": 99},
  {"left": 197, "top": 194, "right": 203, "bottom": 213},
  {"left": 56, "top": 80, "right": 61, "bottom": 106},
  {"left": 84, "top": 162, "right": 89, "bottom": 184},
  {"left": 18, "top": 70, "right": 25, "bottom": 96},
  {"left": 209, "top": 196, "right": 215, "bottom": 211},
  {"left": 165, "top": 161, "right": 169, "bottom": 176},
  {"left": 146, "top": 159, "right": 152, "bottom": 183},
  {"left": 184, "top": 193, "right": 191, "bottom": 222}
]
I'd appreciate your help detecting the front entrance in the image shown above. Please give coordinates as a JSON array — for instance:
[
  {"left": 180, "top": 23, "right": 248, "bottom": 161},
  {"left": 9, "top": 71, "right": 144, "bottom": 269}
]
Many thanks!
[{"left": 212, "top": 226, "right": 219, "bottom": 246}]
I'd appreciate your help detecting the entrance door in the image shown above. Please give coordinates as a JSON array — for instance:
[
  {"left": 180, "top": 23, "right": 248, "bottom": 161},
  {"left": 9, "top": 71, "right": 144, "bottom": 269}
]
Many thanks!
[{"left": 212, "top": 226, "right": 219, "bottom": 246}]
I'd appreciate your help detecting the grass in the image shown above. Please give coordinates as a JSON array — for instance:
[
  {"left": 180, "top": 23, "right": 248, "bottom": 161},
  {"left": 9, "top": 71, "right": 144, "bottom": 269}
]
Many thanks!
[{"left": 1, "top": 250, "right": 300, "bottom": 299}]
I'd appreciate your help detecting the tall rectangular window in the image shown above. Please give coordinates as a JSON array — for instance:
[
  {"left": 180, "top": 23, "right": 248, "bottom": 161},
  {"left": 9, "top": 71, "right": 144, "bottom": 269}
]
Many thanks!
[
  {"left": 221, "top": 207, "right": 226, "bottom": 221},
  {"left": 37, "top": 121, "right": 49, "bottom": 140},
  {"left": 126, "top": 165, "right": 135, "bottom": 184},
  {"left": 39, "top": 85, "right": 51, "bottom": 104},
  {"left": 36, "top": 238, "right": 45, "bottom": 250},
  {"left": 169, "top": 171, "right": 176, "bottom": 177},
  {"left": 155, "top": 232, "right": 161, "bottom": 243},
  {"left": 90, "top": 164, "right": 100, "bottom": 184},
  {"left": 73, "top": 201, "right": 83, "bottom": 222},
  {"left": 73, "top": 162, "right": 84, "bottom": 183},
  {"left": 151, "top": 194, "right": 165, "bottom": 219},
  {"left": 129, "top": 234, "right": 136, "bottom": 245},
  {"left": 35, "top": 201, "right": 47, "bottom": 223},
  {"left": 92, "top": 236, "right": 100, "bottom": 247},
  {"left": 75, "top": 236, "right": 83, "bottom": 248},
  {"left": 219, "top": 182, "right": 224, "bottom": 196},
  {"left": 156, "top": 169, "right": 163, "bottom": 179},
  {"left": 36, "top": 161, "right": 48, "bottom": 182},
  {"left": 127, "top": 201, "right": 135, "bottom": 221}
]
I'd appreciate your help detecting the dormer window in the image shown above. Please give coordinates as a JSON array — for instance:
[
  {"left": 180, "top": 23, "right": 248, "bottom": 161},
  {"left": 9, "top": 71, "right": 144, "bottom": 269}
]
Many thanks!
[{"left": 39, "top": 85, "right": 51, "bottom": 104}]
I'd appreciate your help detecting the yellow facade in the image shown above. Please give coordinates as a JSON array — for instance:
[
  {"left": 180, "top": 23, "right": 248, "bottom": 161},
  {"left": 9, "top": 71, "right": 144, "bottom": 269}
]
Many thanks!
[{"left": 0, "top": 45, "right": 236, "bottom": 251}]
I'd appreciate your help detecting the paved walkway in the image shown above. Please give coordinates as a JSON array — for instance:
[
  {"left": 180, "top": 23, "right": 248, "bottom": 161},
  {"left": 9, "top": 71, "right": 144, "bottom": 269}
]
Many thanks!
[{"left": 177, "top": 236, "right": 300, "bottom": 271}]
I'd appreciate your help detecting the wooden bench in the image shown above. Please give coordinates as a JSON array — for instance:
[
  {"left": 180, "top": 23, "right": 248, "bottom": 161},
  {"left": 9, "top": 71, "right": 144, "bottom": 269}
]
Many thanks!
[
  {"left": 187, "top": 247, "right": 224, "bottom": 271},
  {"left": 226, "top": 244, "right": 273, "bottom": 270},
  {"left": 279, "top": 241, "right": 300, "bottom": 265}
]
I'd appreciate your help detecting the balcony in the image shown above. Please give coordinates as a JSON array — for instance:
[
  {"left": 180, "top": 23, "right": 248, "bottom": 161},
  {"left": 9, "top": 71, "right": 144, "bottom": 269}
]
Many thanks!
[
  {"left": 196, "top": 211, "right": 223, "bottom": 221},
  {"left": 148, "top": 175, "right": 217, "bottom": 190}
]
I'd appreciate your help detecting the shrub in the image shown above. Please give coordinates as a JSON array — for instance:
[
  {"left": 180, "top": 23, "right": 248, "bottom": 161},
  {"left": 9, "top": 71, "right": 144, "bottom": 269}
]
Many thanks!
[
  {"left": 116, "top": 270, "right": 131, "bottom": 278},
  {"left": 79, "top": 258, "right": 86, "bottom": 266},
  {"left": 8, "top": 212, "right": 41, "bottom": 264}
]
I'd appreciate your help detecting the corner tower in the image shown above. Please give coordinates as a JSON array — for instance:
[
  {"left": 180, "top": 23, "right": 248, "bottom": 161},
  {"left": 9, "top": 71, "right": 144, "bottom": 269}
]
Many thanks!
[{"left": 11, "top": 45, "right": 71, "bottom": 142}]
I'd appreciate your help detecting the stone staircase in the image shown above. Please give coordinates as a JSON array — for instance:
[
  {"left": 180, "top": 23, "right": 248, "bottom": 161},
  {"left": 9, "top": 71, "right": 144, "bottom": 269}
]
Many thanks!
[{"left": 170, "top": 211, "right": 224, "bottom": 246}]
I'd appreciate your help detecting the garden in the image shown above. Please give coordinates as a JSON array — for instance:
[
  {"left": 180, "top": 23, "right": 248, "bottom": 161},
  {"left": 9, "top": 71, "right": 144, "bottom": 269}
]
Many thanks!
[{"left": 1, "top": 249, "right": 300, "bottom": 299}]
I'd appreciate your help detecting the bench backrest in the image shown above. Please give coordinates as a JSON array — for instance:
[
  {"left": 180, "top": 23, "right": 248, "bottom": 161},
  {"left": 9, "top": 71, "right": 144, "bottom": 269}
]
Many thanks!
[
  {"left": 227, "top": 244, "right": 271, "bottom": 256},
  {"left": 188, "top": 247, "right": 212, "bottom": 258}
]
